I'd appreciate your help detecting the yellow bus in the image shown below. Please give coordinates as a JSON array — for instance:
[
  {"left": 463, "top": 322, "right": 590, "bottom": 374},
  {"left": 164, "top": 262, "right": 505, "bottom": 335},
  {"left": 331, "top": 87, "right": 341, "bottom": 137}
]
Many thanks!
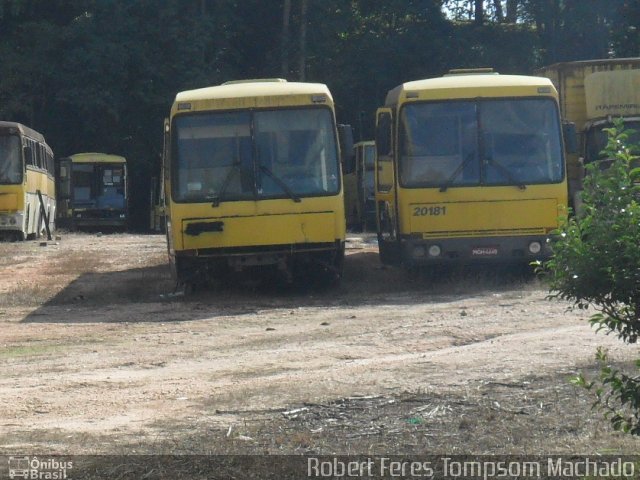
[
  {"left": 375, "top": 69, "right": 569, "bottom": 267},
  {"left": 0, "top": 121, "right": 55, "bottom": 241},
  {"left": 164, "top": 79, "right": 351, "bottom": 287},
  {"left": 57, "top": 153, "right": 128, "bottom": 230},
  {"left": 343, "top": 140, "right": 376, "bottom": 230}
]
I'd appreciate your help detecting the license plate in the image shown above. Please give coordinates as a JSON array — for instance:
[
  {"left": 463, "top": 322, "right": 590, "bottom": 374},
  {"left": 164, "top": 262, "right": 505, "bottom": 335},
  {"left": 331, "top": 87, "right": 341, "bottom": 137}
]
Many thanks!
[{"left": 472, "top": 246, "right": 499, "bottom": 256}]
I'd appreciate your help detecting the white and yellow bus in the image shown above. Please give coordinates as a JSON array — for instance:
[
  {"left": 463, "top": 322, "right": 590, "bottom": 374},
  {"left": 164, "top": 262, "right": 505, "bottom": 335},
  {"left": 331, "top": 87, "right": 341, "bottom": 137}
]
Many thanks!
[
  {"left": 0, "top": 121, "right": 55, "bottom": 241},
  {"left": 375, "top": 69, "right": 569, "bottom": 267},
  {"left": 164, "top": 79, "right": 351, "bottom": 287},
  {"left": 57, "top": 153, "right": 128, "bottom": 230}
]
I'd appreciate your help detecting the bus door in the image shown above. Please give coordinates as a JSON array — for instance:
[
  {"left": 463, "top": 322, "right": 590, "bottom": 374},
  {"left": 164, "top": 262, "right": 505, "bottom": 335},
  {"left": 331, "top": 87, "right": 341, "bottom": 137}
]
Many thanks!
[{"left": 375, "top": 108, "right": 398, "bottom": 262}]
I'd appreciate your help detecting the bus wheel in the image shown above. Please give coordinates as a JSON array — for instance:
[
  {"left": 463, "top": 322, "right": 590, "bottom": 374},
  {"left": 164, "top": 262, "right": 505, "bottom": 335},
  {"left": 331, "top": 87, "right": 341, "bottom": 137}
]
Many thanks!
[
  {"left": 378, "top": 234, "right": 399, "bottom": 265},
  {"left": 333, "top": 244, "right": 345, "bottom": 279},
  {"left": 309, "top": 246, "right": 344, "bottom": 288},
  {"left": 403, "top": 263, "right": 421, "bottom": 279},
  {"left": 174, "top": 257, "right": 209, "bottom": 294}
]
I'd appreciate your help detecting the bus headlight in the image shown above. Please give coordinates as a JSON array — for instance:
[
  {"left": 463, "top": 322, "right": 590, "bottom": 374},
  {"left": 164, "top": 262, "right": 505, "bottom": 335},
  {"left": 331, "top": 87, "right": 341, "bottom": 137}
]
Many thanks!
[
  {"left": 413, "top": 245, "right": 426, "bottom": 258},
  {"left": 528, "top": 241, "right": 542, "bottom": 254},
  {"left": 428, "top": 244, "right": 442, "bottom": 257}
]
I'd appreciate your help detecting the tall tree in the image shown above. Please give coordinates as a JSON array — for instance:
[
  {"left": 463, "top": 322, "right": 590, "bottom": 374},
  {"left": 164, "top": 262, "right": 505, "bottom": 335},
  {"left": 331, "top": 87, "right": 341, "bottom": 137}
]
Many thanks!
[
  {"left": 521, "top": 0, "right": 622, "bottom": 63},
  {"left": 281, "top": 0, "right": 291, "bottom": 77},
  {"left": 492, "top": 0, "right": 504, "bottom": 22},
  {"left": 611, "top": 0, "right": 640, "bottom": 56},
  {"left": 299, "top": 0, "right": 308, "bottom": 80},
  {"left": 506, "top": 0, "right": 518, "bottom": 22},
  {"left": 474, "top": 0, "right": 484, "bottom": 24}
]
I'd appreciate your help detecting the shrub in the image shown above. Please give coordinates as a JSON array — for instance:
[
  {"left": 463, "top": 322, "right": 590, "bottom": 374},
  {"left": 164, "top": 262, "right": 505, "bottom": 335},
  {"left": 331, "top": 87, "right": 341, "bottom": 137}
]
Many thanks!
[{"left": 544, "top": 120, "right": 640, "bottom": 435}]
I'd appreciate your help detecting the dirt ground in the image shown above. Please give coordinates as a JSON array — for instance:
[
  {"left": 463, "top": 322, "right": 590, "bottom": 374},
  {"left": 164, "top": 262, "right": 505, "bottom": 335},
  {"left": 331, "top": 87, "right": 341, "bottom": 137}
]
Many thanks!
[{"left": 0, "top": 232, "right": 638, "bottom": 455}]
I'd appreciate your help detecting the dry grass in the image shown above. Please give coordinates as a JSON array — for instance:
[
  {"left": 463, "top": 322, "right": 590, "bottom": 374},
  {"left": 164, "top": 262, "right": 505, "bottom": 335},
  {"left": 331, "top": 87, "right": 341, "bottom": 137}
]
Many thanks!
[
  {"left": 0, "top": 279, "right": 61, "bottom": 307},
  {"left": 23, "top": 366, "right": 631, "bottom": 457},
  {"left": 212, "top": 375, "right": 635, "bottom": 455}
]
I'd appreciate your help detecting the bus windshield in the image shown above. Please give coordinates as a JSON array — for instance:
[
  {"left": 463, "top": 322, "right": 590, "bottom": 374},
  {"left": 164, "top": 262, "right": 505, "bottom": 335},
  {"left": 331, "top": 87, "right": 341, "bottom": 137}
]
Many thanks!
[
  {"left": 173, "top": 107, "right": 339, "bottom": 203},
  {"left": 72, "top": 163, "right": 126, "bottom": 209},
  {"left": 585, "top": 121, "right": 640, "bottom": 164},
  {"left": 399, "top": 98, "right": 564, "bottom": 188},
  {"left": 0, "top": 135, "right": 22, "bottom": 184}
]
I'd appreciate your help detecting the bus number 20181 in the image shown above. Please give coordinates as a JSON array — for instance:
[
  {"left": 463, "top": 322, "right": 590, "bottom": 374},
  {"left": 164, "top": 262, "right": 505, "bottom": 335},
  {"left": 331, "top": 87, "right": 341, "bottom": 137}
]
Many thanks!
[{"left": 413, "top": 206, "right": 447, "bottom": 216}]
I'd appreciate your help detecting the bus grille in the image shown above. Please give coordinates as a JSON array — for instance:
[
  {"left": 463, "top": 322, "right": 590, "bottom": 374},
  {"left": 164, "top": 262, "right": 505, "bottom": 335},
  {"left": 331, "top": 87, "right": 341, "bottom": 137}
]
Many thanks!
[{"left": 421, "top": 227, "right": 546, "bottom": 239}]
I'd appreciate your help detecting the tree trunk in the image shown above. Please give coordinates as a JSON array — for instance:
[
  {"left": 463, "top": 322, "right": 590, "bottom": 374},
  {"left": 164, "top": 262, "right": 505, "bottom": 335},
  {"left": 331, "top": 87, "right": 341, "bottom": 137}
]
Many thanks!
[
  {"left": 506, "top": 0, "right": 518, "bottom": 22},
  {"left": 298, "top": 0, "right": 308, "bottom": 81},
  {"left": 474, "top": 0, "right": 484, "bottom": 25},
  {"left": 493, "top": 0, "right": 504, "bottom": 22},
  {"left": 281, "top": 0, "right": 291, "bottom": 78}
]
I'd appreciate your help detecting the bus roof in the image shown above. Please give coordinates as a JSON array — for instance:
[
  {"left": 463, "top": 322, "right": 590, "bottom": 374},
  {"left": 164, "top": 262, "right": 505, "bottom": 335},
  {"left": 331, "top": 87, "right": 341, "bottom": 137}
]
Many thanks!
[
  {"left": 0, "top": 121, "right": 46, "bottom": 143},
  {"left": 176, "top": 80, "right": 333, "bottom": 102},
  {"left": 384, "top": 74, "right": 557, "bottom": 106},
  {"left": 172, "top": 80, "right": 335, "bottom": 113},
  {"left": 536, "top": 57, "right": 640, "bottom": 73},
  {"left": 66, "top": 153, "right": 126, "bottom": 164}
]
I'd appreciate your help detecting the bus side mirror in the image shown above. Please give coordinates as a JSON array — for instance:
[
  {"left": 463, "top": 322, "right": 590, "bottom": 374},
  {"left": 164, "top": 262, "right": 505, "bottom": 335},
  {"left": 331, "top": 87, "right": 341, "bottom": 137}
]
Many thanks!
[
  {"left": 563, "top": 121, "right": 578, "bottom": 154},
  {"left": 338, "top": 124, "right": 354, "bottom": 169},
  {"left": 376, "top": 112, "right": 392, "bottom": 156}
]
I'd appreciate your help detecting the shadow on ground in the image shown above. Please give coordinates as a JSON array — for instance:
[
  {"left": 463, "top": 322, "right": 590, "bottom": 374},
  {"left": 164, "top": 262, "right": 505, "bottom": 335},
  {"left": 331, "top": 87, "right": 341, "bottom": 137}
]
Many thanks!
[{"left": 21, "top": 250, "right": 542, "bottom": 324}]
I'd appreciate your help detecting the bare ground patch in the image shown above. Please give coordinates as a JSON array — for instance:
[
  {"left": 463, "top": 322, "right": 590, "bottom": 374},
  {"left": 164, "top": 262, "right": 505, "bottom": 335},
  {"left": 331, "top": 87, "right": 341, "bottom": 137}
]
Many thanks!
[{"left": 0, "top": 232, "right": 638, "bottom": 455}]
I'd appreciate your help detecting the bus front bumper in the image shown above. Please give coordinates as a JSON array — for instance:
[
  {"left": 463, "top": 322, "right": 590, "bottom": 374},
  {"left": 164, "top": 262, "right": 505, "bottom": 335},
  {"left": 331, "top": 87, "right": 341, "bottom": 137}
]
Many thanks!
[
  {"left": 400, "top": 234, "right": 553, "bottom": 265},
  {"left": 0, "top": 212, "right": 24, "bottom": 231},
  {"left": 175, "top": 240, "right": 343, "bottom": 266},
  {"left": 72, "top": 210, "right": 127, "bottom": 227}
]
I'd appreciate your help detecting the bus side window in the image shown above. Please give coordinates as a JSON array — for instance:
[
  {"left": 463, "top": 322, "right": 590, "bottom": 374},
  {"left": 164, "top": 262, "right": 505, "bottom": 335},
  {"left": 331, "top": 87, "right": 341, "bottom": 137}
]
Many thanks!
[
  {"left": 36, "top": 143, "right": 43, "bottom": 169},
  {"left": 40, "top": 145, "right": 46, "bottom": 170}
]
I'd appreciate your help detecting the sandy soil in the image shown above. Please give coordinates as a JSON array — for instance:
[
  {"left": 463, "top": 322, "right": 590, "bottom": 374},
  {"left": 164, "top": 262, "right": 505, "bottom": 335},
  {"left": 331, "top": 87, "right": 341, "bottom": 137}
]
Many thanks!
[{"left": 0, "top": 232, "right": 638, "bottom": 454}]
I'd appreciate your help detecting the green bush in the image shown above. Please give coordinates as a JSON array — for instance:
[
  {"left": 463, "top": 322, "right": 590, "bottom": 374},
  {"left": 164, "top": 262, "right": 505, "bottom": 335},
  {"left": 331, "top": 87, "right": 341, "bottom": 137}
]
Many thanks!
[{"left": 544, "top": 120, "right": 640, "bottom": 435}]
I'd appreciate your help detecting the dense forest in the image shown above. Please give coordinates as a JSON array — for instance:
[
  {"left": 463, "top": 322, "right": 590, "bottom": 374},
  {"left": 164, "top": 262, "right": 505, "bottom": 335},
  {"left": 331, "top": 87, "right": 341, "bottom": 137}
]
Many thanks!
[{"left": 1, "top": 0, "right": 638, "bottom": 228}]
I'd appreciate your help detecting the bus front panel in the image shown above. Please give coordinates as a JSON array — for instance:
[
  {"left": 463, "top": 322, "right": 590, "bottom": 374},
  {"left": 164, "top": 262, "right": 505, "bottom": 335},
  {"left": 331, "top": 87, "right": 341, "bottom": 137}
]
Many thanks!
[
  {"left": 70, "top": 162, "right": 127, "bottom": 227},
  {"left": 167, "top": 103, "right": 345, "bottom": 275},
  {"left": 394, "top": 96, "right": 567, "bottom": 264}
]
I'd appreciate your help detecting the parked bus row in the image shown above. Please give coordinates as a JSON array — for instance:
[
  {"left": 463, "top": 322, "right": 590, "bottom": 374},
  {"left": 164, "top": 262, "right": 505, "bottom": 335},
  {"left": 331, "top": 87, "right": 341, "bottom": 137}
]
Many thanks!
[
  {"left": 161, "top": 69, "right": 575, "bottom": 288},
  {"left": 0, "top": 126, "right": 129, "bottom": 241},
  {"left": 3, "top": 59, "right": 637, "bottom": 287}
]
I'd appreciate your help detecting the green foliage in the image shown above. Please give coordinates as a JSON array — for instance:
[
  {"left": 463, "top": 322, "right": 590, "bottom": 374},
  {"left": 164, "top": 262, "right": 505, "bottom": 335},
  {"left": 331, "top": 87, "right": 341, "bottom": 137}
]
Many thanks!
[
  {"left": 0, "top": 0, "right": 633, "bottom": 227},
  {"left": 545, "top": 120, "right": 640, "bottom": 435},
  {"left": 611, "top": 0, "right": 640, "bottom": 57}
]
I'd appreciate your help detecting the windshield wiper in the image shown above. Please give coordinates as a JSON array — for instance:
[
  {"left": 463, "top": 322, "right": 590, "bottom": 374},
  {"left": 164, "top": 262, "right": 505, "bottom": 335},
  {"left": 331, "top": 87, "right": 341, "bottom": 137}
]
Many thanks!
[
  {"left": 487, "top": 158, "right": 526, "bottom": 190},
  {"left": 439, "top": 153, "right": 475, "bottom": 192},
  {"left": 259, "top": 165, "right": 301, "bottom": 203},
  {"left": 209, "top": 164, "right": 239, "bottom": 207}
]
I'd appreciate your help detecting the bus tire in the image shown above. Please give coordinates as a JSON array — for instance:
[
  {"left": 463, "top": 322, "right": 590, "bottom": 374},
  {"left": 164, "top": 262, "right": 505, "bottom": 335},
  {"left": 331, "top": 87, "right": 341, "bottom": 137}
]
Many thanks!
[
  {"left": 378, "top": 234, "right": 400, "bottom": 265},
  {"left": 309, "top": 245, "right": 344, "bottom": 288}
]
